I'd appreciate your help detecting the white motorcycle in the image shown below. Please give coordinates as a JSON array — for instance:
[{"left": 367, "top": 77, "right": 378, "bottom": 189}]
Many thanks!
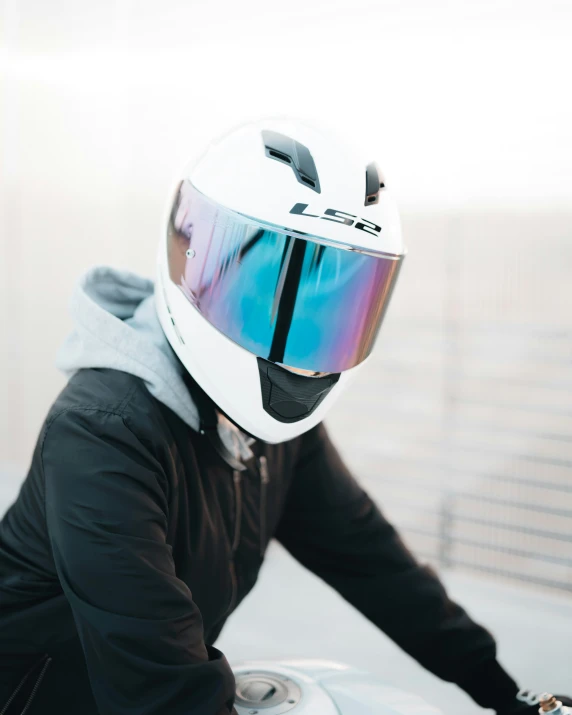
[
  {"left": 232, "top": 660, "right": 443, "bottom": 715},
  {"left": 232, "top": 661, "right": 570, "bottom": 715}
]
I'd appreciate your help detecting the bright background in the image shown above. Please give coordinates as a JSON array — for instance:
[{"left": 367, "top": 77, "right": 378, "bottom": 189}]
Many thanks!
[{"left": 1, "top": 1, "right": 572, "bottom": 713}]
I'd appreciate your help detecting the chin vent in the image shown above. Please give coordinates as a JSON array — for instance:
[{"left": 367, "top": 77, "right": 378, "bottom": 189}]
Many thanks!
[{"left": 257, "top": 358, "right": 340, "bottom": 423}]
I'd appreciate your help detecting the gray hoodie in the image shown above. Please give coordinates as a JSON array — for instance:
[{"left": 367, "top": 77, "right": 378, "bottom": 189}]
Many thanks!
[{"left": 56, "top": 266, "right": 253, "bottom": 462}]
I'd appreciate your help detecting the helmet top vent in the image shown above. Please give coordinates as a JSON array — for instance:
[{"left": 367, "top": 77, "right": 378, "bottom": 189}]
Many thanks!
[
  {"left": 365, "top": 161, "right": 385, "bottom": 206},
  {"left": 262, "top": 129, "right": 321, "bottom": 194}
]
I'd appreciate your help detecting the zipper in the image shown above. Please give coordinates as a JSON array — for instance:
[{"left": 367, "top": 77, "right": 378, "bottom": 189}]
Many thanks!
[
  {"left": 0, "top": 655, "right": 51, "bottom": 715},
  {"left": 227, "top": 560, "right": 238, "bottom": 616},
  {"left": 226, "top": 470, "right": 242, "bottom": 617},
  {"left": 20, "top": 657, "right": 52, "bottom": 715},
  {"left": 259, "top": 455, "right": 270, "bottom": 557},
  {"left": 231, "top": 470, "right": 242, "bottom": 553}
]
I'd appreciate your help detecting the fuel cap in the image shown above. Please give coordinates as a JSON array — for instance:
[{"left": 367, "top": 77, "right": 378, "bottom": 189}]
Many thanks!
[{"left": 235, "top": 672, "right": 301, "bottom": 713}]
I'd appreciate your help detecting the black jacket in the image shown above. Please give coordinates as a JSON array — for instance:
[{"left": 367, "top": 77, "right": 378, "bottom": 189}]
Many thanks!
[{"left": 0, "top": 368, "right": 518, "bottom": 714}]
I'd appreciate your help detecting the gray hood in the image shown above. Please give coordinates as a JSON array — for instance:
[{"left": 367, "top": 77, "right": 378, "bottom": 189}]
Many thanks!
[{"left": 57, "top": 266, "right": 254, "bottom": 463}]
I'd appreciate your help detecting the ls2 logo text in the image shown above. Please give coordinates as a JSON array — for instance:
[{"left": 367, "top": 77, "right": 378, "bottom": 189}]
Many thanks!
[{"left": 289, "top": 203, "right": 381, "bottom": 237}]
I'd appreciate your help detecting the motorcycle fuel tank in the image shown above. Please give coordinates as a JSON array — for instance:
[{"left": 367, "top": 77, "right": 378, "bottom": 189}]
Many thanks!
[{"left": 232, "top": 660, "right": 444, "bottom": 715}]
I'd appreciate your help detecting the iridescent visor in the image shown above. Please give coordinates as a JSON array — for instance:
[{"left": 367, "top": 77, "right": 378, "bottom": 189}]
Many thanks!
[{"left": 168, "top": 181, "right": 403, "bottom": 374}]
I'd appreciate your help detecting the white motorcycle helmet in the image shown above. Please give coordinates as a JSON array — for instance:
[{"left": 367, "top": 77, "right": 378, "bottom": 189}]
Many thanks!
[{"left": 156, "top": 119, "right": 405, "bottom": 443}]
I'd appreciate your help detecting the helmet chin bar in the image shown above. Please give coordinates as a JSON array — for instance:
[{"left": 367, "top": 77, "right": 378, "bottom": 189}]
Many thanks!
[{"left": 257, "top": 358, "right": 340, "bottom": 423}]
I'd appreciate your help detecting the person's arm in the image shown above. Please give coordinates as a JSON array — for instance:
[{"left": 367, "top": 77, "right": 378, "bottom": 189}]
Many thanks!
[
  {"left": 43, "top": 407, "right": 236, "bottom": 715},
  {"left": 276, "top": 424, "right": 518, "bottom": 713}
]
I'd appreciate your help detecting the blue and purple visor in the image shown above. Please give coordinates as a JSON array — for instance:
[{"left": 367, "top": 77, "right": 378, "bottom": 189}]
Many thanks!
[{"left": 168, "top": 181, "right": 403, "bottom": 374}]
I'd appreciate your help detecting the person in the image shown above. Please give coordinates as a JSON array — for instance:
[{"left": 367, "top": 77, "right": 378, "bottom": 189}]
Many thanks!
[{"left": 0, "top": 119, "right": 568, "bottom": 715}]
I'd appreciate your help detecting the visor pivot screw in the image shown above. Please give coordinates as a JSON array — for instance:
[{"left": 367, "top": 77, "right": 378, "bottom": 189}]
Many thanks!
[{"left": 186, "top": 248, "right": 196, "bottom": 259}]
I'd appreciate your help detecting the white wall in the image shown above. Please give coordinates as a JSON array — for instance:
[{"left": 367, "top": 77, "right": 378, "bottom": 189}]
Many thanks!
[{"left": 2, "top": 0, "right": 571, "bottom": 470}]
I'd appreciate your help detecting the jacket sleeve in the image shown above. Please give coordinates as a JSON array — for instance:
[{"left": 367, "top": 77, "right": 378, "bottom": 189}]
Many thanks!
[
  {"left": 42, "top": 407, "right": 236, "bottom": 715},
  {"left": 275, "top": 424, "right": 518, "bottom": 713}
]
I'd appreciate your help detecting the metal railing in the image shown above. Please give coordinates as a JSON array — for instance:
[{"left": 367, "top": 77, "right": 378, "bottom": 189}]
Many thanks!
[{"left": 328, "top": 211, "right": 572, "bottom": 594}]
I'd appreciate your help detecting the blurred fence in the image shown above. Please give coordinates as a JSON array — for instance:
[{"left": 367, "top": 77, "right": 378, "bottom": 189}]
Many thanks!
[
  {"left": 328, "top": 209, "right": 572, "bottom": 594},
  {"left": 1, "top": 206, "right": 571, "bottom": 593}
]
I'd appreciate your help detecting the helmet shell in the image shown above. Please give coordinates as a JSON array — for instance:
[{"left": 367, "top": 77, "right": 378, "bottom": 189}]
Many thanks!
[
  {"left": 191, "top": 118, "right": 403, "bottom": 256},
  {"left": 156, "top": 118, "right": 403, "bottom": 443}
]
